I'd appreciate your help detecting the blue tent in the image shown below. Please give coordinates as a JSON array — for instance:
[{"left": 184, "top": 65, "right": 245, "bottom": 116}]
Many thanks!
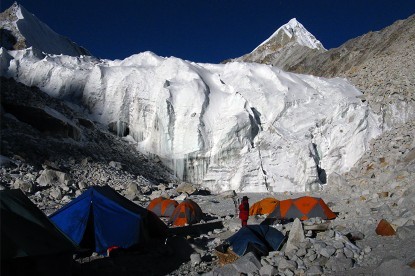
[
  {"left": 226, "top": 225, "right": 285, "bottom": 256},
  {"left": 50, "top": 186, "right": 167, "bottom": 254}
]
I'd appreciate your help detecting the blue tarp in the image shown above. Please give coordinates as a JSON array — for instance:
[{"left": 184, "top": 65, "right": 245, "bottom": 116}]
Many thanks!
[
  {"left": 50, "top": 186, "right": 166, "bottom": 254},
  {"left": 226, "top": 225, "right": 285, "bottom": 256}
]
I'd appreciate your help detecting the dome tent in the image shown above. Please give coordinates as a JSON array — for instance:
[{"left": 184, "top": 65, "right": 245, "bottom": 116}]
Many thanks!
[
  {"left": 50, "top": 185, "right": 167, "bottom": 254},
  {"left": 249, "top": 197, "right": 279, "bottom": 216},
  {"left": 168, "top": 199, "right": 203, "bottom": 227},
  {"left": 265, "top": 196, "right": 336, "bottom": 223},
  {"left": 226, "top": 225, "right": 285, "bottom": 257},
  {"left": 147, "top": 197, "right": 179, "bottom": 217}
]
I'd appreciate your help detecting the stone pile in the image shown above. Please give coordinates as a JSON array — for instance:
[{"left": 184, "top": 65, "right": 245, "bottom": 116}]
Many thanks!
[{"left": 205, "top": 217, "right": 367, "bottom": 276}]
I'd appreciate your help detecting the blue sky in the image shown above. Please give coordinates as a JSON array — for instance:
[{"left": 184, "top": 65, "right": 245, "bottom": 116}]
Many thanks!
[{"left": 2, "top": 0, "right": 415, "bottom": 63}]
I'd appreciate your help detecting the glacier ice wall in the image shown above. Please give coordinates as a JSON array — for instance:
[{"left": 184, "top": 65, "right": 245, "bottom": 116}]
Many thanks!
[{"left": 0, "top": 48, "right": 381, "bottom": 192}]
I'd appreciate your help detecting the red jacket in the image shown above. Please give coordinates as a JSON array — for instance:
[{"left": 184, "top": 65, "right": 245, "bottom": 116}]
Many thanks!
[{"left": 239, "top": 200, "right": 249, "bottom": 220}]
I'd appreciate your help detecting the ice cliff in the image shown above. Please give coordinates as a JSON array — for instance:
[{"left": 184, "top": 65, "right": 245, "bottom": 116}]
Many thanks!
[{"left": 0, "top": 48, "right": 381, "bottom": 192}]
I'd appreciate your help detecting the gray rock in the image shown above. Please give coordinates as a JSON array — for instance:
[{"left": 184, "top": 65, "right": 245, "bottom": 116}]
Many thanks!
[
  {"left": 325, "top": 254, "right": 353, "bottom": 272},
  {"left": 140, "top": 185, "right": 151, "bottom": 194},
  {"left": 109, "top": 161, "right": 123, "bottom": 170},
  {"left": 209, "top": 263, "right": 240, "bottom": 276},
  {"left": 332, "top": 240, "right": 344, "bottom": 249},
  {"left": 285, "top": 218, "right": 305, "bottom": 252},
  {"left": 283, "top": 268, "right": 294, "bottom": 276},
  {"left": 319, "top": 246, "right": 336, "bottom": 258},
  {"left": 261, "top": 258, "right": 272, "bottom": 266},
  {"left": 373, "top": 256, "right": 415, "bottom": 276},
  {"left": 299, "top": 240, "right": 312, "bottom": 249},
  {"left": 305, "top": 265, "right": 323, "bottom": 276},
  {"left": 285, "top": 249, "right": 297, "bottom": 260},
  {"left": 77, "top": 181, "right": 87, "bottom": 190},
  {"left": 313, "top": 256, "right": 328, "bottom": 267},
  {"left": 296, "top": 248, "right": 307, "bottom": 257},
  {"left": 312, "top": 241, "right": 326, "bottom": 252},
  {"left": 396, "top": 225, "right": 415, "bottom": 240},
  {"left": 259, "top": 264, "right": 277, "bottom": 276},
  {"left": 190, "top": 253, "right": 202, "bottom": 266},
  {"left": 126, "top": 182, "right": 140, "bottom": 199},
  {"left": 36, "top": 169, "right": 70, "bottom": 187},
  {"left": 176, "top": 182, "right": 197, "bottom": 194},
  {"left": 232, "top": 252, "right": 261, "bottom": 274},
  {"left": 50, "top": 188, "right": 62, "bottom": 200},
  {"left": 363, "top": 246, "right": 372, "bottom": 254},
  {"left": 277, "top": 258, "right": 297, "bottom": 271},
  {"left": 13, "top": 178, "right": 33, "bottom": 193},
  {"left": 343, "top": 247, "right": 354, "bottom": 259},
  {"left": 149, "top": 190, "right": 163, "bottom": 200}
]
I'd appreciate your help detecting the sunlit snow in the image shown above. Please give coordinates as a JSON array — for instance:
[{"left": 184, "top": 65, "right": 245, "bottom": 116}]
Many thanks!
[
  {"left": 0, "top": 47, "right": 381, "bottom": 193},
  {"left": 252, "top": 18, "right": 326, "bottom": 52}
]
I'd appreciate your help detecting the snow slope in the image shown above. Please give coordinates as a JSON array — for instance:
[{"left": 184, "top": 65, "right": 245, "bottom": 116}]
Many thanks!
[
  {"left": 0, "top": 3, "right": 90, "bottom": 56},
  {"left": 253, "top": 18, "right": 325, "bottom": 52},
  {"left": 0, "top": 47, "right": 381, "bottom": 193}
]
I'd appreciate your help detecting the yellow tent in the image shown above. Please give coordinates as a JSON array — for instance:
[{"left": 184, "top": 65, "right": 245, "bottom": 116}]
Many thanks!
[{"left": 249, "top": 197, "right": 279, "bottom": 216}]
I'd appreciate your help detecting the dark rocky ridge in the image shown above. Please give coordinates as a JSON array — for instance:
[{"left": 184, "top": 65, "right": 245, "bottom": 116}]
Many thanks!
[{"left": 0, "top": 77, "right": 175, "bottom": 188}]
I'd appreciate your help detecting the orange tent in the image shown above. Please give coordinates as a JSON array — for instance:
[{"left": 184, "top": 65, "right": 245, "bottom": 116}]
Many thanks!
[
  {"left": 168, "top": 199, "right": 203, "bottom": 227},
  {"left": 147, "top": 197, "right": 179, "bottom": 217},
  {"left": 266, "top": 196, "right": 336, "bottom": 221},
  {"left": 249, "top": 197, "right": 279, "bottom": 216}
]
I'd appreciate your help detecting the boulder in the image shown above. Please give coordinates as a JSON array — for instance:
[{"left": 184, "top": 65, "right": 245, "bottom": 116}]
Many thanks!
[
  {"left": 218, "top": 190, "right": 237, "bottom": 199},
  {"left": 285, "top": 218, "right": 305, "bottom": 252},
  {"left": 125, "top": 182, "right": 140, "bottom": 199},
  {"left": 36, "top": 169, "right": 70, "bottom": 187},
  {"left": 277, "top": 258, "right": 297, "bottom": 271},
  {"left": 174, "top": 193, "right": 188, "bottom": 201},
  {"left": 176, "top": 182, "right": 197, "bottom": 194},
  {"left": 13, "top": 178, "right": 33, "bottom": 193},
  {"left": 109, "top": 161, "right": 123, "bottom": 170},
  {"left": 259, "top": 264, "right": 277, "bottom": 276},
  {"left": 190, "top": 253, "right": 202, "bottom": 266},
  {"left": 50, "top": 188, "right": 62, "bottom": 200},
  {"left": 305, "top": 265, "right": 323, "bottom": 276},
  {"left": 319, "top": 246, "right": 336, "bottom": 258},
  {"left": 232, "top": 252, "right": 261, "bottom": 274}
]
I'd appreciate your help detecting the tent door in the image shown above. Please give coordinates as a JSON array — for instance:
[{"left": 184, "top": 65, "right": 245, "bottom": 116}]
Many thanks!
[{"left": 79, "top": 205, "right": 96, "bottom": 252}]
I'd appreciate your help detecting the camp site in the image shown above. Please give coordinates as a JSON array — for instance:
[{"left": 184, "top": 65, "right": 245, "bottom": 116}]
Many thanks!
[{"left": 2, "top": 176, "right": 414, "bottom": 276}]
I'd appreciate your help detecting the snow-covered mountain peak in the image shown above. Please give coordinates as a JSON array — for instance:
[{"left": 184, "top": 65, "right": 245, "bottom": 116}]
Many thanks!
[
  {"left": 11, "top": 2, "right": 34, "bottom": 21},
  {"left": 253, "top": 18, "right": 326, "bottom": 52},
  {"left": 0, "top": 3, "right": 90, "bottom": 56},
  {"left": 286, "top": 18, "right": 301, "bottom": 28},
  {"left": 227, "top": 18, "right": 327, "bottom": 67}
]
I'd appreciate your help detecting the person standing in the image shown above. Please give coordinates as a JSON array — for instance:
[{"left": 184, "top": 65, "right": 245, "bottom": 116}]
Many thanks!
[{"left": 238, "top": 196, "right": 249, "bottom": 227}]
